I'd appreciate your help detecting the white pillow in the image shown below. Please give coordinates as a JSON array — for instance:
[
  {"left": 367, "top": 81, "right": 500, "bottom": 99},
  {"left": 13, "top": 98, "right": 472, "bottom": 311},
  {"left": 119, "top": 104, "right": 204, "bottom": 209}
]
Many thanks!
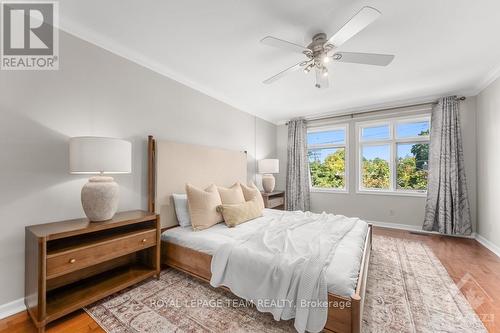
[{"left": 172, "top": 193, "right": 191, "bottom": 227}]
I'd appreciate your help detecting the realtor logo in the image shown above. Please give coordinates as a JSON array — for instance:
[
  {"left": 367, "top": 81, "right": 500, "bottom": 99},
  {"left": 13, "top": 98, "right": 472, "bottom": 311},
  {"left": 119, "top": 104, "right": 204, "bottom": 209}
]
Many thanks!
[{"left": 1, "top": 1, "right": 59, "bottom": 70}]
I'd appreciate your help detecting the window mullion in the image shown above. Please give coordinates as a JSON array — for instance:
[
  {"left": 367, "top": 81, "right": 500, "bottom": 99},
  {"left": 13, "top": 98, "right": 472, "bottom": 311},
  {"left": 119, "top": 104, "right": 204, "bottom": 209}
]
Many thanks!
[
  {"left": 358, "top": 142, "right": 363, "bottom": 191},
  {"left": 396, "top": 137, "right": 429, "bottom": 143},
  {"left": 390, "top": 121, "right": 395, "bottom": 192},
  {"left": 358, "top": 140, "right": 391, "bottom": 146},
  {"left": 308, "top": 143, "right": 345, "bottom": 150},
  {"left": 392, "top": 141, "right": 396, "bottom": 192}
]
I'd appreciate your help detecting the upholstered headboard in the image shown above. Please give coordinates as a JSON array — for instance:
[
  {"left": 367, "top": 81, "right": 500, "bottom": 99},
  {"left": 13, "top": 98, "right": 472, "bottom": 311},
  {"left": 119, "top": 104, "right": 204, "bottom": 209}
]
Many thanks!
[{"left": 147, "top": 137, "right": 247, "bottom": 228}]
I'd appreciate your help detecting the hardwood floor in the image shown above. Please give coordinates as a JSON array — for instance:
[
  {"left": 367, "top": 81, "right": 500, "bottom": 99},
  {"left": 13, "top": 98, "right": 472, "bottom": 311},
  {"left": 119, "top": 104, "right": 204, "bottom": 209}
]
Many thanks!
[
  {"left": 0, "top": 310, "right": 104, "bottom": 333},
  {"left": 1, "top": 227, "right": 499, "bottom": 332}
]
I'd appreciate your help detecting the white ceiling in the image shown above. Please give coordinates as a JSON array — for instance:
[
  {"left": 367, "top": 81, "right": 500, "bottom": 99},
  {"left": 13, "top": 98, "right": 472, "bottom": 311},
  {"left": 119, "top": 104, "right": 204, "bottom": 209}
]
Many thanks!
[{"left": 59, "top": 0, "right": 500, "bottom": 123}]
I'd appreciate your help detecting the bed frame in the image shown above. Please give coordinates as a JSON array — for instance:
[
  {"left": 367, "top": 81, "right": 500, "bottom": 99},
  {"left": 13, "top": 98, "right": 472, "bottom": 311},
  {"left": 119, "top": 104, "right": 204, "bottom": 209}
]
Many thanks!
[{"left": 147, "top": 136, "right": 372, "bottom": 333}]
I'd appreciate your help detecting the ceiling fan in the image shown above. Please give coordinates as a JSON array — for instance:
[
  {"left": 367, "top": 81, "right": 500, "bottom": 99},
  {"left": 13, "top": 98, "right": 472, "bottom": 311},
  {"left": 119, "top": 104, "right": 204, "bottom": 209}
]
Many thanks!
[{"left": 261, "top": 6, "right": 395, "bottom": 89}]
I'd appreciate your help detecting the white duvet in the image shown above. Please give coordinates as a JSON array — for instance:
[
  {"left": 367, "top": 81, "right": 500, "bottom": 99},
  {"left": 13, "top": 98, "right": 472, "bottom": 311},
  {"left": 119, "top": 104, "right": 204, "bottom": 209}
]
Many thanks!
[
  {"left": 209, "top": 210, "right": 363, "bottom": 333},
  {"left": 161, "top": 209, "right": 368, "bottom": 332}
]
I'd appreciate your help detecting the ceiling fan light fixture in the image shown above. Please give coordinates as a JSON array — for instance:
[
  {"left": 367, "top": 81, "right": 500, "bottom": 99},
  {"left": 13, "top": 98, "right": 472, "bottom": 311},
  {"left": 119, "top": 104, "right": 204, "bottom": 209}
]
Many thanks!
[{"left": 260, "top": 6, "right": 394, "bottom": 88}]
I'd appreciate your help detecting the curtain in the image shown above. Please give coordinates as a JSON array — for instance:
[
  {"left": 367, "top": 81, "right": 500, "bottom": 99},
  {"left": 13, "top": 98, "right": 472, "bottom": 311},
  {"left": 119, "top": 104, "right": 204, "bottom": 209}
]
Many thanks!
[
  {"left": 286, "top": 118, "right": 310, "bottom": 211},
  {"left": 423, "top": 96, "right": 472, "bottom": 235}
]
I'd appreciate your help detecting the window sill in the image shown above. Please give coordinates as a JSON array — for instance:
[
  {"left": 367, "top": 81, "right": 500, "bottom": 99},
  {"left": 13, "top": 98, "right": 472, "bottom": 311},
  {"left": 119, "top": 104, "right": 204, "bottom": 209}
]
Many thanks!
[
  {"left": 310, "top": 188, "right": 349, "bottom": 194},
  {"left": 356, "top": 190, "right": 427, "bottom": 198}
]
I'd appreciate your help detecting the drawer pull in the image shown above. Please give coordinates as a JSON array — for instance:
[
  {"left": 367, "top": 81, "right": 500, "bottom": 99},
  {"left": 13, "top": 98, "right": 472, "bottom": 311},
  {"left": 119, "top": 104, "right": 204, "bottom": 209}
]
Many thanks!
[
  {"left": 142, "top": 238, "right": 147, "bottom": 243},
  {"left": 69, "top": 258, "right": 76, "bottom": 264}
]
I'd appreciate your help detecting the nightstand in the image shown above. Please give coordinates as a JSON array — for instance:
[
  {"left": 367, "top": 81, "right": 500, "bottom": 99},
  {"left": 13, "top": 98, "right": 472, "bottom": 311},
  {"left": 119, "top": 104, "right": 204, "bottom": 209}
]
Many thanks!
[
  {"left": 25, "top": 210, "right": 160, "bottom": 332},
  {"left": 261, "top": 191, "right": 285, "bottom": 210}
]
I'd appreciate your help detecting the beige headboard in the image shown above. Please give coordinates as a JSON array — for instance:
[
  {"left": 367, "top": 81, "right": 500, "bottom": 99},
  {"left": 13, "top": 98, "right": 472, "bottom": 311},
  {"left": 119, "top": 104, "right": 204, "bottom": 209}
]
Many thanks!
[{"left": 148, "top": 137, "right": 247, "bottom": 228}]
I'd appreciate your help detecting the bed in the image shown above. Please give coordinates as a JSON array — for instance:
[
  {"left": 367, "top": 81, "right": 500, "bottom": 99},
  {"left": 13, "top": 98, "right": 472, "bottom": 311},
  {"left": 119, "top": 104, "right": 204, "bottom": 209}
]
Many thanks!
[{"left": 147, "top": 136, "right": 372, "bottom": 333}]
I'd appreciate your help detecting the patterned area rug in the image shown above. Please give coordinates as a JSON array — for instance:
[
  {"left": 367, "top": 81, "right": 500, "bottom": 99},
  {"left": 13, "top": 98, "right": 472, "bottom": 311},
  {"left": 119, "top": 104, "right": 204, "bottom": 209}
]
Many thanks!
[
  {"left": 85, "top": 236, "right": 486, "bottom": 332},
  {"left": 362, "top": 236, "right": 486, "bottom": 332}
]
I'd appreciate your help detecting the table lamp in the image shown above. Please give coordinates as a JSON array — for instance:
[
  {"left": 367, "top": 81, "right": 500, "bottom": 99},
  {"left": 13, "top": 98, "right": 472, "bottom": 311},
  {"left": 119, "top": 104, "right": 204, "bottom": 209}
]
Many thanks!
[
  {"left": 258, "top": 159, "right": 279, "bottom": 193},
  {"left": 69, "top": 137, "right": 131, "bottom": 221}
]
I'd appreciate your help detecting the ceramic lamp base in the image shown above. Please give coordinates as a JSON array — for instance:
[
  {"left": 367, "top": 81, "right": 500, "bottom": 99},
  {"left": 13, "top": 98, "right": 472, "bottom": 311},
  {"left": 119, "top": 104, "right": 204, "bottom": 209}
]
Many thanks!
[
  {"left": 81, "top": 176, "right": 119, "bottom": 222},
  {"left": 262, "top": 174, "right": 276, "bottom": 193}
]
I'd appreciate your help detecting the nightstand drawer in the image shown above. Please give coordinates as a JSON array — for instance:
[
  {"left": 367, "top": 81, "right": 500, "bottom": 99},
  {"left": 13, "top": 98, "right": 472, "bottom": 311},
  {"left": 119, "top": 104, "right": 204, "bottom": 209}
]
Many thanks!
[
  {"left": 46, "top": 229, "right": 156, "bottom": 278},
  {"left": 268, "top": 197, "right": 284, "bottom": 208}
]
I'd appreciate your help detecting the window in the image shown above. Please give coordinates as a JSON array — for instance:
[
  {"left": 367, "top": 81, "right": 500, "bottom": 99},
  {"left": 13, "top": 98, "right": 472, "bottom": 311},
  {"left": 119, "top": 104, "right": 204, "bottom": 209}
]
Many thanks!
[
  {"left": 357, "top": 116, "right": 430, "bottom": 194},
  {"left": 307, "top": 125, "right": 348, "bottom": 191}
]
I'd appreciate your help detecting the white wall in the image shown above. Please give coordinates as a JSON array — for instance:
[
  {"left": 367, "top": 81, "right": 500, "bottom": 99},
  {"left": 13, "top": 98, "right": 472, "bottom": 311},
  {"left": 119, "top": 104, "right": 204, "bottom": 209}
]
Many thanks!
[
  {"left": 276, "top": 98, "right": 477, "bottom": 229},
  {"left": 477, "top": 76, "right": 500, "bottom": 250},
  {"left": 0, "top": 31, "right": 276, "bottom": 308}
]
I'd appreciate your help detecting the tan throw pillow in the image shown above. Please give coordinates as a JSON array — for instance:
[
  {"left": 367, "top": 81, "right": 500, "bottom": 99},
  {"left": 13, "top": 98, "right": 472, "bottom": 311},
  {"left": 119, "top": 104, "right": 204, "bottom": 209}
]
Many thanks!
[
  {"left": 217, "top": 183, "right": 245, "bottom": 204},
  {"left": 186, "top": 183, "right": 223, "bottom": 231},
  {"left": 217, "top": 198, "right": 263, "bottom": 227},
  {"left": 240, "top": 182, "right": 265, "bottom": 210}
]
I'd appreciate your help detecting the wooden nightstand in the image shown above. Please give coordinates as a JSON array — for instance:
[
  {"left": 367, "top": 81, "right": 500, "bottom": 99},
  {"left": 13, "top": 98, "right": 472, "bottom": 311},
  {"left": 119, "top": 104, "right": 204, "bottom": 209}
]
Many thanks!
[
  {"left": 261, "top": 191, "right": 285, "bottom": 210},
  {"left": 25, "top": 210, "right": 160, "bottom": 332}
]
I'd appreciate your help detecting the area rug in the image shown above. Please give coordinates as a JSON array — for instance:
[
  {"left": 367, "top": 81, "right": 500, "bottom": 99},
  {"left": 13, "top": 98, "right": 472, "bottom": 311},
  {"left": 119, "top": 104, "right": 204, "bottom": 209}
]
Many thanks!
[
  {"left": 362, "top": 236, "right": 486, "bottom": 332},
  {"left": 85, "top": 235, "right": 486, "bottom": 332}
]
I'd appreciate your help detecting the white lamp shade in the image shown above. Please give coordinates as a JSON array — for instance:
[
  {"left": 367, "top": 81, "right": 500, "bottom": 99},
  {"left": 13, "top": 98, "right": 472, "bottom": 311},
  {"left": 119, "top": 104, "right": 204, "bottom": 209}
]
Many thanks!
[
  {"left": 258, "top": 159, "right": 279, "bottom": 174},
  {"left": 69, "top": 137, "right": 132, "bottom": 174}
]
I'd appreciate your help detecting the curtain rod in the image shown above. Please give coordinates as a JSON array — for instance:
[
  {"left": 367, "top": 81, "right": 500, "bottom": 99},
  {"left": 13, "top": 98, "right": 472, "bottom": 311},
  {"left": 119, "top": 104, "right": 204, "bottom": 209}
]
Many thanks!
[{"left": 285, "top": 96, "right": 466, "bottom": 125}]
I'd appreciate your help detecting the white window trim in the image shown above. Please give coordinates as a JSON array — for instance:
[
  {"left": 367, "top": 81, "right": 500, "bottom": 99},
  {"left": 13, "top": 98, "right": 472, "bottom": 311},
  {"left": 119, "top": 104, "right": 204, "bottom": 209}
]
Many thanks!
[
  {"left": 307, "top": 124, "right": 349, "bottom": 193},
  {"left": 356, "top": 115, "right": 430, "bottom": 196}
]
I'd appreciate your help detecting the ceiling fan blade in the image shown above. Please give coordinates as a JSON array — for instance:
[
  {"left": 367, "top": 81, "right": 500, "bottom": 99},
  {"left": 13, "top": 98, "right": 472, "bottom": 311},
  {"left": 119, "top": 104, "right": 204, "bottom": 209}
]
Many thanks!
[
  {"left": 315, "top": 68, "right": 329, "bottom": 89},
  {"left": 327, "top": 7, "right": 381, "bottom": 47},
  {"left": 261, "top": 36, "right": 309, "bottom": 54},
  {"left": 333, "top": 52, "right": 394, "bottom": 66},
  {"left": 263, "top": 61, "right": 306, "bottom": 84}
]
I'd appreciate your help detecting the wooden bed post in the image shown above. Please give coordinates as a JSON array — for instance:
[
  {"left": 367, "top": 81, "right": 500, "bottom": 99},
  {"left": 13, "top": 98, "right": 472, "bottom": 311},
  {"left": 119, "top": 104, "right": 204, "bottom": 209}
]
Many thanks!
[
  {"left": 351, "top": 224, "right": 372, "bottom": 333},
  {"left": 147, "top": 135, "right": 156, "bottom": 213},
  {"left": 350, "top": 294, "right": 362, "bottom": 333}
]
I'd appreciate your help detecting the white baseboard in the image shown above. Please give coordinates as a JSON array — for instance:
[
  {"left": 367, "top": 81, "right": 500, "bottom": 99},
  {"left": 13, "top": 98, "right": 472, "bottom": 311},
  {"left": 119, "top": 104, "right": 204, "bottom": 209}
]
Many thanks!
[
  {"left": 367, "top": 220, "right": 423, "bottom": 232},
  {"left": 367, "top": 220, "right": 477, "bottom": 239},
  {"left": 368, "top": 220, "right": 500, "bottom": 257},
  {"left": 475, "top": 233, "right": 500, "bottom": 258},
  {"left": 0, "top": 297, "right": 25, "bottom": 320}
]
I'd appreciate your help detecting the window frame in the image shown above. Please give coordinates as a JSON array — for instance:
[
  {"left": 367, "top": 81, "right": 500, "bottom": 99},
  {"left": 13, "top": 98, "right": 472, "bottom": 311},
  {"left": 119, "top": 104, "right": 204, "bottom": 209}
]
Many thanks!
[
  {"left": 356, "top": 115, "right": 430, "bottom": 197},
  {"left": 307, "top": 124, "right": 349, "bottom": 193}
]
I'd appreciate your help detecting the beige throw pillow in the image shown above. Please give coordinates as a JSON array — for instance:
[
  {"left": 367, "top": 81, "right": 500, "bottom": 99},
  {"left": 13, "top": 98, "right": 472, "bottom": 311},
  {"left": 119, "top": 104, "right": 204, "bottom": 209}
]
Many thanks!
[
  {"left": 217, "top": 183, "right": 245, "bottom": 204},
  {"left": 217, "top": 198, "right": 263, "bottom": 227},
  {"left": 186, "top": 183, "right": 223, "bottom": 231},
  {"left": 240, "top": 182, "right": 265, "bottom": 210}
]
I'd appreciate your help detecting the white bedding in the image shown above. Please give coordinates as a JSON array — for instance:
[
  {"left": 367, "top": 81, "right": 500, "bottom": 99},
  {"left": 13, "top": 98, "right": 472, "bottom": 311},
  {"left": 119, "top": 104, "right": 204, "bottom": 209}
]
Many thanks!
[{"left": 161, "top": 209, "right": 368, "bottom": 297}]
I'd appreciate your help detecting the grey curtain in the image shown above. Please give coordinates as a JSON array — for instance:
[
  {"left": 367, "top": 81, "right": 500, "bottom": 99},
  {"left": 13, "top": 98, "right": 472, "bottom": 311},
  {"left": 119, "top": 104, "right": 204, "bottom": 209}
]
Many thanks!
[
  {"left": 423, "top": 96, "right": 472, "bottom": 235},
  {"left": 286, "top": 118, "right": 310, "bottom": 211}
]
